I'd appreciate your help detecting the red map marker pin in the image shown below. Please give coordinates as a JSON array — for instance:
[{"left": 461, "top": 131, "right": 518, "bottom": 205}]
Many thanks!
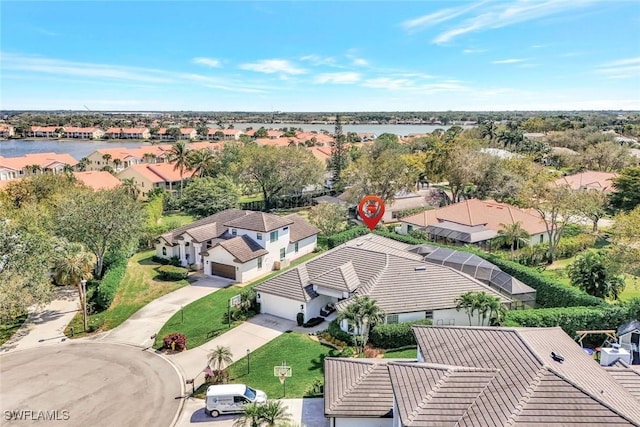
[{"left": 358, "top": 195, "right": 385, "bottom": 231}]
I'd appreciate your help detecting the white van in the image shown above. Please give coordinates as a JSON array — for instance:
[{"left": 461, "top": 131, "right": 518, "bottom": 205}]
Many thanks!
[{"left": 205, "top": 384, "right": 267, "bottom": 417}]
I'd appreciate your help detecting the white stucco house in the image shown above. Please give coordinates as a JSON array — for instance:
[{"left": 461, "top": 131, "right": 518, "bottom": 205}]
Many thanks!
[
  {"left": 155, "top": 209, "right": 319, "bottom": 283},
  {"left": 254, "top": 234, "right": 512, "bottom": 327}
]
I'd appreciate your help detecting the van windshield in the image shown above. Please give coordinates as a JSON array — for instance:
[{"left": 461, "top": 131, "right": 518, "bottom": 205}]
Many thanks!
[{"left": 244, "top": 386, "right": 257, "bottom": 400}]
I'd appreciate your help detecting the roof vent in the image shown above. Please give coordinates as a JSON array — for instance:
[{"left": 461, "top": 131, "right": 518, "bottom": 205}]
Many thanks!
[
  {"left": 551, "top": 352, "right": 565, "bottom": 363},
  {"left": 611, "top": 343, "right": 620, "bottom": 352},
  {"left": 414, "top": 266, "right": 427, "bottom": 271}
]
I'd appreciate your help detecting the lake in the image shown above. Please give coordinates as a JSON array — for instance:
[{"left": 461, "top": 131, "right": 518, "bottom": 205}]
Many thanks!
[{"left": 0, "top": 123, "right": 460, "bottom": 159}]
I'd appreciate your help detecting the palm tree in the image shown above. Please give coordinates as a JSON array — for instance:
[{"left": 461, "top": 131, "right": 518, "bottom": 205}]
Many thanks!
[
  {"left": 480, "top": 120, "right": 497, "bottom": 143},
  {"left": 455, "top": 292, "right": 477, "bottom": 326},
  {"left": 76, "top": 157, "right": 90, "bottom": 172},
  {"left": 259, "top": 400, "right": 292, "bottom": 426},
  {"left": 188, "top": 148, "right": 217, "bottom": 177},
  {"left": 167, "top": 141, "right": 191, "bottom": 193},
  {"left": 488, "top": 297, "right": 507, "bottom": 326},
  {"left": 121, "top": 178, "right": 140, "bottom": 199},
  {"left": 232, "top": 402, "right": 262, "bottom": 427},
  {"left": 102, "top": 153, "right": 112, "bottom": 166},
  {"left": 52, "top": 241, "right": 95, "bottom": 331},
  {"left": 496, "top": 222, "right": 530, "bottom": 259},
  {"left": 112, "top": 158, "right": 122, "bottom": 171},
  {"left": 337, "top": 295, "right": 384, "bottom": 354},
  {"left": 207, "top": 345, "right": 233, "bottom": 384}
]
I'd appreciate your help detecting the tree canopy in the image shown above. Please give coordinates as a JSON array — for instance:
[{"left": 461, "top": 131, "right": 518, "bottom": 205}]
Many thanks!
[
  {"left": 179, "top": 176, "right": 239, "bottom": 218},
  {"left": 610, "top": 167, "right": 640, "bottom": 212}
]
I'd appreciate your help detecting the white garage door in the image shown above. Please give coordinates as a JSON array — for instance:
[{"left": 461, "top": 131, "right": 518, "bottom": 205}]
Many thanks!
[{"left": 260, "top": 293, "right": 300, "bottom": 321}]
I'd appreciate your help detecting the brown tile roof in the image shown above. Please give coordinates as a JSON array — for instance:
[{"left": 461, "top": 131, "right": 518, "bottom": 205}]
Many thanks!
[
  {"left": 605, "top": 363, "right": 640, "bottom": 400},
  {"left": 324, "top": 358, "right": 395, "bottom": 418},
  {"left": 412, "top": 326, "right": 640, "bottom": 426},
  {"left": 555, "top": 170, "right": 618, "bottom": 192},
  {"left": 256, "top": 265, "right": 318, "bottom": 302},
  {"left": 224, "top": 211, "right": 293, "bottom": 233},
  {"left": 256, "top": 234, "right": 509, "bottom": 314},
  {"left": 216, "top": 235, "right": 268, "bottom": 262},
  {"left": 402, "top": 199, "right": 548, "bottom": 236},
  {"left": 74, "top": 171, "right": 121, "bottom": 190},
  {"left": 159, "top": 209, "right": 250, "bottom": 245},
  {"left": 283, "top": 213, "right": 319, "bottom": 242},
  {"left": 388, "top": 362, "right": 499, "bottom": 426}
]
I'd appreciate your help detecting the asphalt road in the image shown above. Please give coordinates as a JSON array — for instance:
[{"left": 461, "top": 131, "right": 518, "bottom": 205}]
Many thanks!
[{"left": 0, "top": 342, "right": 183, "bottom": 427}]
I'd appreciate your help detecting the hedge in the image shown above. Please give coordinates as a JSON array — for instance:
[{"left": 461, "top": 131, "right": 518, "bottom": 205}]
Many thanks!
[
  {"left": 327, "top": 226, "right": 369, "bottom": 248},
  {"left": 369, "top": 319, "right": 433, "bottom": 349},
  {"left": 151, "top": 255, "right": 170, "bottom": 265},
  {"left": 95, "top": 261, "right": 127, "bottom": 311},
  {"left": 504, "top": 305, "right": 632, "bottom": 339},
  {"left": 158, "top": 265, "right": 189, "bottom": 281},
  {"left": 327, "top": 319, "right": 355, "bottom": 346}
]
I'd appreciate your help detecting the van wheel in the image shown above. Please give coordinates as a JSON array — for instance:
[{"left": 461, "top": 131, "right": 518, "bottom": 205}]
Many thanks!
[{"left": 209, "top": 410, "right": 220, "bottom": 418}]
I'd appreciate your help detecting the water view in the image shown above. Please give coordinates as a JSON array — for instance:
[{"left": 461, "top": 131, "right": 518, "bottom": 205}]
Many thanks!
[{"left": 0, "top": 124, "right": 457, "bottom": 159}]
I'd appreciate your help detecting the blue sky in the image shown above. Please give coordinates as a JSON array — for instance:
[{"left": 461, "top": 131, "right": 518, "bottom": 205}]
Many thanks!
[{"left": 1, "top": 1, "right": 639, "bottom": 111}]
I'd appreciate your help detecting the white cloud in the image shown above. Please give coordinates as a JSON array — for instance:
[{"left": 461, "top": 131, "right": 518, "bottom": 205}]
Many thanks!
[
  {"left": 299, "top": 54, "right": 337, "bottom": 66},
  {"left": 352, "top": 58, "right": 368, "bottom": 66},
  {"left": 239, "top": 59, "right": 306, "bottom": 75},
  {"left": 463, "top": 48, "right": 486, "bottom": 54},
  {"left": 430, "top": 0, "right": 599, "bottom": 44},
  {"left": 492, "top": 58, "right": 528, "bottom": 64},
  {"left": 401, "top": 2, "right": 487, "bottom": 31},
  {"left": 596, "top": 57, "right": 640, "bottom": 79},
  {"left": 362, "top": 77, "right": 467, "bottom": 94},
  {"left": 314, "top": 72, "right": 361, "bottom": 84},
  {"left": 192, "top": 57, "right": 221, "bottom": 68}
]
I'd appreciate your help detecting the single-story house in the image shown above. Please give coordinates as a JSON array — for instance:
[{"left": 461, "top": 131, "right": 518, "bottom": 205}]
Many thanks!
[
  {"left": 324, "top": 325, "right": 640, "bottom": 427},
  {"left": 155, "top": 209, "right": 319, "bottom": 283},
  {"left": 554, "top": 170, "right": 618, "bottom": 192},
  {"left": 255, "top": 234, "right": 510, "bottom": 327},
  {"left": 399, "top": 198, "right": 548, "bottom": 246}
]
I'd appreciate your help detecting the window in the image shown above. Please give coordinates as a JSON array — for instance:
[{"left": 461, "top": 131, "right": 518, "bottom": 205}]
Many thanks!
[
  {"left": 256, "top": 233, "right": 262, "bottom": 240},
  {"left": 257, "top": 256, "right": 263, "bottom": 269},
  {"left": 386, "top": 314, "right": 399, "bottom": 324},
  {"left": 185, "top": 242, "right": 189, "bottom": 247},
  {"left": 407, "top": 225, "right": 413, "bottom": 233},
  {"left": 231, "top": 228, "right": 237, "bottom": 236},
  {"left": 425, "top": 311, "right": 433, "bottom": 320},
  {"left": 162, "top": 247, "right": 167, "bottom": 256},
  {"left": 270, "top": 230, "right": 278, "bottom": 242},
  {"left": 294, "top": 242, "right": 299, "bottom": 253},
  {"left": 539, "top": 235, "right": 543, "bottom": 244},
  {"left": 279, "top": 248, "right": 286, "bottom": 261}
]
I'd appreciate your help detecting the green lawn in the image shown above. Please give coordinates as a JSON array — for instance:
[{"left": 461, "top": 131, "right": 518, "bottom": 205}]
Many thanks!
[
  {"left": 196, "top": 332, "right": 337, "bottom": 399},
  {"left": 159, "top": 212, "right": 195, "bottom": 228},
  {"left": 155, "top": 251, "right": 321, "bottom": 349},
  {"left": 383, "top": 347, "right": 417, "bottom": 359},
  {"left": 0, "top": 314, "right": 28, "bottom": 346},
  {"left": 619, "top": 275, "right": 640, "bottom": 301},
  {"left": 239, "top": 193, "right": 264, "bottom": 203},
  {"left": 65, "top": 250, "right": 188, "bottom": 338}
]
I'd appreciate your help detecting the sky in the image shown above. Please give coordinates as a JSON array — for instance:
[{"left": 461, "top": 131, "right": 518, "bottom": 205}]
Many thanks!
[{"left": 1, "top": 0, "right": 639, "bottom": 112}]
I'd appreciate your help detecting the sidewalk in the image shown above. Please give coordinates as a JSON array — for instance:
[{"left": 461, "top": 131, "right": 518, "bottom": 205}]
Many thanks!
[
  {"left": 168, "top": 314, "right": 296, "bottom": 390},
  {"left": 97, "top": 275, "right": 234, "bottom": 347},
  {"left": 0, "top": 287, "right": 79, "bottom": 354}
]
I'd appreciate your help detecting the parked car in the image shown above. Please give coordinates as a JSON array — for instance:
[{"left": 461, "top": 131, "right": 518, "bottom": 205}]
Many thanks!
[{"left": 205, "top": 384, "right": 267, "bottom": 417}]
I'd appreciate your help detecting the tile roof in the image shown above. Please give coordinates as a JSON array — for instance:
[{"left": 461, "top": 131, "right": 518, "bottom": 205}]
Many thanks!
[
  {"left": 256, "top": 234, "right": 509, "bottom": 314},
  {"left": 256, "top": 265, "right": 318, "bottom": 302},
  {"left": 224, "top": 211, "right": 293, "bottom": 233},
  {"left": 412, "top": 325, "right": 640, "bottom": 426},
  {"left": 324, "top": 358, "right": 395, "bottom": 418},
  {"left": 216, "top": 235, "right": 268, "bottom": 262},
  {"left": 402, "top": 199, "right": 548, "bottom": 236},
  {"left": 159, "top": 209, "right": 250, "bottom": 245},
  {"left": 555, "top": 171, "right": 618, "bottom": 192},
  {"left": 120, "top": 162, "right": 195, "bottom": 183},
  {"left": 604, "top": 362, "right": 640, "bottom": 400},
  {"left": 0, "top": 153, "right": 78, "bottom": 170},
  {"left": 74, "top": 171, "right": 122, "bottom": 190},
  {"left": 388, "top": 362, "right": 499, "bottom": 426},
  {"left": 283, "top": 213, "right": 320, "bottom": 242}
]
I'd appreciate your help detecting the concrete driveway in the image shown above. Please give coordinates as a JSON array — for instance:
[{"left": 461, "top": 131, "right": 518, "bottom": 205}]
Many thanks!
[
  {"left": 175, "top": 397, "right": 328, "bottom": 427},
  {"left": 0, "top": 342, "right": 182, "bottom": 427},
  {"left": 168, "top": 314, "right": 296, "bottom": 389},
  {"left": 0, "top": 287, "right": 79, "bottom": 354},
  {"left": 98, "top": 275, "right": 233, "bottom": 347}
]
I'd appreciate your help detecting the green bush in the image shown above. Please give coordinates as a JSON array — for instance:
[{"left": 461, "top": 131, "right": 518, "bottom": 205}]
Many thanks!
[
  {"left": 327, "top": 319, "right": 355, "bottom": 346},
  {"left": 555, "top": 234, "right": 597, "bottom": 259},
  {"left": 157, "top": 265, "right": 188, "bottom": 281},
  {"left": 327, "top": 227, "right": 369, "bottom": 248},
  {"left": 95, "top": 262, "right": 127, "bottom": 311},
  {"left": 151, "top": 255, "right": 170, "bottom": 265},
  {"left": 562, "top": 223, "right": 586, "bottom": 238},
  {"left": 504, "top": 305, "right": 631, "bottom": 338},
  {"left": 369, "top": 319, "right": 432, "bottom": 349}
]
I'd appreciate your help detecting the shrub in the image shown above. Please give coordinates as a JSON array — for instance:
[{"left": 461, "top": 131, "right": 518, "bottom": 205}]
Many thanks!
[
  {"left": 303, "top": 317, "right": 325, "bottom": 328},
  {"left": 369, "top": 318, "right": 432, "bottom": 349},
  {"left": 296, "top": 312, "right": 305, "bottom": 326},
  {"left": 158, "top": 265, "right": 188, "bottom": 281},
  {"left": 162, "top": 332, "right": 187, "bottom": 351},
  {"left": 340, "top": 347, "right": 356, "bottom": 357},
  {"left": 95, "top": 262, "right": 127, "bottom": 311},
  {"left": 363, "top": 347, "right": 381, "bottom": 358},
  {"left": 504, "top": 305, "right": 631, "bottom": 338},
  {"left": 326, "top": 226, "right": 369, "bottom": 248},
  {"left": 305, "top": 377, "right": 324, "bottom": 397},
  {"left": 151, "top": 255, "right": 170, "bottom": 265},
  {"left": 562, "top": 223, "right": 586, "bottom": 238},
  {"left": 327, "top": 319, "right": 355, "bottom": 346},
  {"left": 168, "top": 256, "right": 182, "bottom": 267},
  {"left": 555, "top": 234, "right": 597, "bottom": 259},
  {"left": 396, "top": 207, "right": 432, "bottom": 219}
]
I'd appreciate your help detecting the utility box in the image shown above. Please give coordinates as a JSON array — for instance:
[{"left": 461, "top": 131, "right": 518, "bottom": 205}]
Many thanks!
[{"left": 600, "top": 344, "right": 632, "bottom": 366}]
